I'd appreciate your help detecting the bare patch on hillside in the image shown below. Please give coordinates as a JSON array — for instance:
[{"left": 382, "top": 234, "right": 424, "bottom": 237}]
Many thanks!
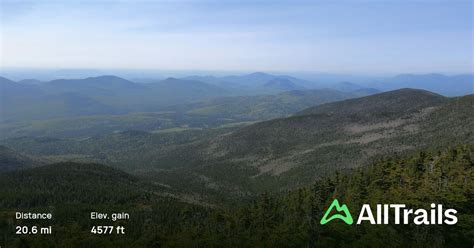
[
  {"left": 345, "top": 119, "right": 407, "bottom": 134},
  {"left": 344, "top": 106, "right": 437, "bottom": 135},
  {"left": 257, "top": 159, "right": 296, "bottom": 176},
  {"left": 348, "top": 133, "right": 386, "bottom": 144},
  {"left": 206, "top": 136, "right": 230, "bottom": 158}
]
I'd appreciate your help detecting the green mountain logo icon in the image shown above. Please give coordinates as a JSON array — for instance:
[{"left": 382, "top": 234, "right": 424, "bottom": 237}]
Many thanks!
[{"left": 320, "top": 199, "right": 353, "bottom": 225}]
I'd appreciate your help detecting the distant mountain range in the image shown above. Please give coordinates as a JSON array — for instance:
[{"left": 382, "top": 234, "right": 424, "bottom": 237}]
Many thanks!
[
  {"left": 0, "top": 74, "right": 375, "bottom": 122},
  {"left": 0, "top": 75, "right": 232, "bottom": 121},
  {"left": 370, "top": 73, "right": 473, "bottom": 96},
  {"left": 184, "top": 72, "right": 473, "bottom": 96},
  {"left": 1, "top": 72, "right": 472, "bottom": 123},
  {"left": 184, "top": 72, "right": 321, "bottom": 93}
]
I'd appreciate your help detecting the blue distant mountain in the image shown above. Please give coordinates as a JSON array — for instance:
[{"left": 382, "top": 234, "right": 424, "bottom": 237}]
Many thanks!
[
  {"left": 183, "top": 72, "right": 326, "bottom": 94},
  {"left": 263, "top": 78, "right": 304, "bottom": 92},
  {"left": 373, "top": 73, "right": 473, "bottom": 96},
  {"left": 18, "top": 79, "right": 43, "bottom": 85}
]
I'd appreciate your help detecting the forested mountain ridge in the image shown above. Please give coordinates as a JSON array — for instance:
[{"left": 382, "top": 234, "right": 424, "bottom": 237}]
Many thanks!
[
  {"left": 200, "top": 89, "right": 453, "bottom": 163},
  {"left": 296, "top": 88, "right": 446, "bottom": 117},
  {"left": 143, "top": 90, "right": 473, "bottom": 196}
]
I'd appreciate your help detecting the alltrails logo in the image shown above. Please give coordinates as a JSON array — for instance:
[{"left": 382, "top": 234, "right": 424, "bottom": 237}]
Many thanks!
[
  {"left": 320, "top": 199, "right": 458, "bottom": 225},
  {"left": 320, "top": 199, "right": 353, "bottom": 225}
]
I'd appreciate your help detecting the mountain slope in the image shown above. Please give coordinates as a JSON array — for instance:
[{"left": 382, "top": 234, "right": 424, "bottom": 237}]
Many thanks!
[
  {"left": 297, "top": 88, "right": 446, "bottom": 118},
  {"left": 144, "top": 90, "right": 472, "bottom": 195},
  {"left": 201, "top": 89, "right": 449, "bottom": 160},
  {"left": 0, "top": 162, "right": 145, "bottom": 207},
  {"left": 168, "top": 145, "right": 473, "bottom": 247}
]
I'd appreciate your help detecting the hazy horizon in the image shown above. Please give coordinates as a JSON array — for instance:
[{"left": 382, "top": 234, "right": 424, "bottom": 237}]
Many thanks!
[
  {"left": 2, "top": 67, "right": 473, "bottom": 83},
  {"left": 2, "top": 0, "right": 472, "bottom": 74}
]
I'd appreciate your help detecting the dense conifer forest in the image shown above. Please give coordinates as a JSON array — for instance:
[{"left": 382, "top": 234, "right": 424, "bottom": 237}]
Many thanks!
[{"left": 1, "top": 145, "right": 472, "bottom": 247}]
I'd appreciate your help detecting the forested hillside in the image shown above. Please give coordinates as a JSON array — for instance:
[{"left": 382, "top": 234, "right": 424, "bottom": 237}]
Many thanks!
[
  {"left": 142, "top": 90, "right": 473, "bottom": 197},
  {"left": 0, "top": 162, "right": 151, "bottom": 207},
  {"left": 1, "top": 146, "right": 471, "bottom": 247},
  {"left": 173, "top": 145, "right": 473, "bottom": 247}
]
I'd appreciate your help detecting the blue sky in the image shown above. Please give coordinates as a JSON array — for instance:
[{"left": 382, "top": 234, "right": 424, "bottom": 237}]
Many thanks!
[{"left": 1, "top": 0, "right": 472, "bottom": 74}]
